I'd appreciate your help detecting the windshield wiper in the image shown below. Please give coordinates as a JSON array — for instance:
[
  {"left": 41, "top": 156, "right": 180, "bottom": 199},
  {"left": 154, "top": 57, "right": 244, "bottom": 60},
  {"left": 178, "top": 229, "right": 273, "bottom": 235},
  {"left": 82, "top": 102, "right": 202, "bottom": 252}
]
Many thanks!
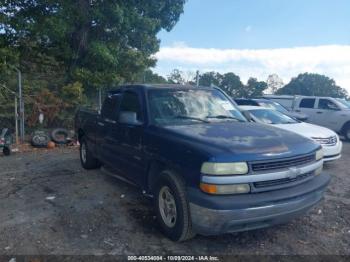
[
  {"left": 174, "top": 115, "right": 210, "bottom": 123},
  {"left": 206, "top": 115, "right": 245, "bottom": 122}
]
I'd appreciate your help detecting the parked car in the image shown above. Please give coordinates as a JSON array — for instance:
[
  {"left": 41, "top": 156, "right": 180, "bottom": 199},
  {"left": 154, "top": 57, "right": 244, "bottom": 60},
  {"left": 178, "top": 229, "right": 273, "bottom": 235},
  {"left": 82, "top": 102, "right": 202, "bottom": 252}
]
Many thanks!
[
  {"left": 234, "top": 98, "right": 308, "bottom": 121},
  {"left": 290, "top": 96, "right": 350, "bottom": 141},
  {"left": 262, "top": 94, "right": 296, "bottom": 109},
  {"left": 0, "top": 128, "right": 12, "bottom": 156},
  {"left": 239, "top": 106, "right": 342, "bottom": 162},
  {"left": 76, "top": 84, "right": 329, "bottom": 241}
]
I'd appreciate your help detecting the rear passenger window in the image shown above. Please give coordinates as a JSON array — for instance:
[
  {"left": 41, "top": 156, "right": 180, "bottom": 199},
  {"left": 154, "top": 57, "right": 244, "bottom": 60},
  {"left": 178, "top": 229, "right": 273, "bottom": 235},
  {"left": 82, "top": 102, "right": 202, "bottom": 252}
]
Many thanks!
[
  {"left": 101, "top": 94, "right": 121, "bottom": 120},
  {"left": 299, "top": 98, "right": 315, "bottom": 108},
  {"left": 119, "top": 92, "right": 143, "bottom": 121}
]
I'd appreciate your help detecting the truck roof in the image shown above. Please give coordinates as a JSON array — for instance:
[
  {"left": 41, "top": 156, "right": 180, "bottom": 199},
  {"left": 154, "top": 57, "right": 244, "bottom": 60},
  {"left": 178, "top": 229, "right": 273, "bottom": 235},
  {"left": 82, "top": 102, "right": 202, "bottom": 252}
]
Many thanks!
[{"left": 108, "top": 84, "right": 214, "bottom": 94}]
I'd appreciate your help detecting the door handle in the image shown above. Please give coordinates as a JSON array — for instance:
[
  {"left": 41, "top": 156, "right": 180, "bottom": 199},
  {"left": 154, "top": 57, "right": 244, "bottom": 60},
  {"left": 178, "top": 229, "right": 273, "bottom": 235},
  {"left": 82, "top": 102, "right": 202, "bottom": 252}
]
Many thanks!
[
  {"left": 295, "top": 110, "right": 301, "bottom": 112},
  {"left": 97, "top": 122, "right": 105, "bottom": 126},
  {"left": 316, "top": 111, "right": 323, "bottom": 114},
  {"left": 105, "top": 118, "right": 116, "bottom": 124}
]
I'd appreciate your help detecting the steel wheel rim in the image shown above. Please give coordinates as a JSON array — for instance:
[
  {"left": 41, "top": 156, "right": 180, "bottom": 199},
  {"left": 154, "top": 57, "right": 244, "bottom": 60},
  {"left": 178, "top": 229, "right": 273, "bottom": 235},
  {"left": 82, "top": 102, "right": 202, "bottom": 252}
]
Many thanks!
[
  {"left": 347, "top": 129, "right": 350, "bottom": 139},
  {"left": 158, "top": 186, "right": 177, "bottom": 228},
  {"left": 81, "top": 142, "right": 87, "bottom": 163}
]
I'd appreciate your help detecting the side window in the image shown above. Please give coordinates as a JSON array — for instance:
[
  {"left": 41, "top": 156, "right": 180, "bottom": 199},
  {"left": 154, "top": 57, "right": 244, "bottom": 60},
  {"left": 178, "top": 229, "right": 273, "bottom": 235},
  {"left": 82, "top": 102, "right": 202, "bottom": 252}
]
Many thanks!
[
  {"left": 101, "top": 94, "right": 121, "bottom": 120},
  {"left": 318, "top": 99, "right": 339, "bottom": 110},
  {"left": 299, "top": 98, "right": 315, "bottom": 109},
  {"left": 119, "top": 92, "right": 143, "bottom": 122}
]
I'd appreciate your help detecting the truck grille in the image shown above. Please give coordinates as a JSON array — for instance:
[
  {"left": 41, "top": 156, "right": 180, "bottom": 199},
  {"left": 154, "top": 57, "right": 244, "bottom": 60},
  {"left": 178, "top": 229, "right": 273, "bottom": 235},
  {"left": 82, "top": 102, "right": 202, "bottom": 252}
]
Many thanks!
[
  {"left": 253, "top": 172, "right": 313, "bottom": 188},
  {"left": 312, "top": 136, "right": 337, "bottom": 146},
  {"left": 251, "top": 154, "right": 315, "bottom": 172}
]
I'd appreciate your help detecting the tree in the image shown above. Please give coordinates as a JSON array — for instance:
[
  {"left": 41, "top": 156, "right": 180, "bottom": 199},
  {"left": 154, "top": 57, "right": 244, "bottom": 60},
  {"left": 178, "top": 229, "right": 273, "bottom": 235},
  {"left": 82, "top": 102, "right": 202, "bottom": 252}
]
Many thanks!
[
  {"left": 0, "top": 0, "right": 186, "bottom": 129},
  {"left": 0, "top": 0, "right": 186, "bottom": 91},
  {"left": 277, "top": 73, "right": 348, "bottom": 98},
  {"left": 198, "top": 71, "right": 267, "bottom": 98},
  {"left": 244, "top": 78, "right": 268, "bottom": 97},
  {"left": 167, "top": 69, "right": 185, "bottom": 84},
  {"left": 221, "top": 73, "right": 244, "bottom": 97},
  {"left": 266, "top": 74, "right": 284, "bottom": 94},
  {"left": 140, "top": 69, "right": 168, "bottom": 84},
  {"left": 198, "top": 72, "right": 222, "bottom": 87}
]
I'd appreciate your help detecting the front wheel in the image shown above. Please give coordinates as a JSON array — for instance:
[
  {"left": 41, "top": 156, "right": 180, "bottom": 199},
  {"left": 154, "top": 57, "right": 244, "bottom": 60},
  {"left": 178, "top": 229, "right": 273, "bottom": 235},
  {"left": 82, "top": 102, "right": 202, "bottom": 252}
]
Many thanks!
[
  {"left": 154, "top": 170, "right": 195, "bottom": 242},
  {"left": 79, "top": 138, "right": 101, "bottom": 169}
]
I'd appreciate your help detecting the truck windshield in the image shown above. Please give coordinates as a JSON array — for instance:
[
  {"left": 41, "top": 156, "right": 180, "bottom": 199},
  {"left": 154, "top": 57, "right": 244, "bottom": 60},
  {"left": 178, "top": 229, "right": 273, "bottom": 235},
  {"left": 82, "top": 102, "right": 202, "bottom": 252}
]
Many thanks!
[
  {"left": 148, "top": 89, "right": 246, "bottom": 125},
  {"left": 336, "top": 98, "right": 350, "bottom": 109},
  {"left": 248, "top": 109, "right": 298, "bottom": 125}
]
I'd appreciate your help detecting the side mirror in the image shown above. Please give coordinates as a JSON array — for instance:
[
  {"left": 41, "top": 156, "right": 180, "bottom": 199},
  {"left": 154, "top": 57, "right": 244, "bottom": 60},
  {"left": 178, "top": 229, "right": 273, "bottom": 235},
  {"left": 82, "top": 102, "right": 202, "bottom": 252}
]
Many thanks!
[{"left": 119, "top": 111, "right": 142, "bottom": 125}]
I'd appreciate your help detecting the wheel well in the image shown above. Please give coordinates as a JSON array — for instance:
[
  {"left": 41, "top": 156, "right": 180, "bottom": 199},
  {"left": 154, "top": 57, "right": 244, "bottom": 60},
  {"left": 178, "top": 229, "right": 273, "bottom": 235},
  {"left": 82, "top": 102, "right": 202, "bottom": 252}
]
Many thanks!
[
  {"left": 146, "top": 161, "right": 187, "bottom": 194},
  {"left": 147, "top": 160, "right": 165, "bottom": 193},
  {"left": 341, "top": 121, "right": 350, "bottom": 134},
  {"left": 77, "top": 129, "right": 85, "bottom": 142}
]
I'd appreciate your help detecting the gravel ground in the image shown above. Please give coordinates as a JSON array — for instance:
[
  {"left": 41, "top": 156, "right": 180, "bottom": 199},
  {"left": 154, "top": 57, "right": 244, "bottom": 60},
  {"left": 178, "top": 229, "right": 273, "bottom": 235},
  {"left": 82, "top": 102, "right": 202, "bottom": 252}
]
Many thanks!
[{"left": 0, "top": 142, "right": 349, "bottom": 256}]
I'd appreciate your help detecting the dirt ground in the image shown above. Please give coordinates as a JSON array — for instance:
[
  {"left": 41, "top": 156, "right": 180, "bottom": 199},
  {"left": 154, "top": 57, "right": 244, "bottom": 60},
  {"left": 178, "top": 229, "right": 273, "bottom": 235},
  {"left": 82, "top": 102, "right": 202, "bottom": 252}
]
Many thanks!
[{"left": 0, "top": 141, "right": 349, "bottom": 256}]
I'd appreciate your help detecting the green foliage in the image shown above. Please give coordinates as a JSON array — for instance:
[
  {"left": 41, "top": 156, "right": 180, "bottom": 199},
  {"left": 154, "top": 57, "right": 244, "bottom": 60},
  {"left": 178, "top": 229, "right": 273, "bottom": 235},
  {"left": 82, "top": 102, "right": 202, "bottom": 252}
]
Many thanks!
[
  {"left": 198, "top": 72, "right": 266, "bottom": 98},
  {"left": 277, "top": 73, "right": 348, "bottom": 98},
  {"left": 244, "top": 78, "right": 268, "bottom": 97},
  {"left": 167, "top": 69, "right": 185, "bottom": 84},
  {"left": 61, "top": 82, "right": 84, "bottom": 105},
  {"left": 0, "top": 0, "right": 186, "bottom": 89},
  {"left": 198, "top": 72, "right": 222, "bottom": 87},
  {"left": 0, "top": 0, "right": 186, "bottom": 129},
  {"left": 134, "top": 69, "right": 168, "bottom": 84}
]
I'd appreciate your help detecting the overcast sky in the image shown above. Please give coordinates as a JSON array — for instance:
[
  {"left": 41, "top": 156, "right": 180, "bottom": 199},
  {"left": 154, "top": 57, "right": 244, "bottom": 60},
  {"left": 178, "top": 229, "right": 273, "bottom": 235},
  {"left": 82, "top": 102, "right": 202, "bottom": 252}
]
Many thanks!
[{"left": 154, "top": 0, "right": 350, "bottom": 90}]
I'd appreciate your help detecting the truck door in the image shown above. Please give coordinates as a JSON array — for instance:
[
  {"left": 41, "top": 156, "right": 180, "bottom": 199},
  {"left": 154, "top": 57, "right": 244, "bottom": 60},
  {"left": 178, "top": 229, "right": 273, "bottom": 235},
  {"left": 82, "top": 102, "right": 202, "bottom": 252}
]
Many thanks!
[
  {"left": 97, "top": 93, "right": 122, "bottom": 165},
  {"left": 295, "top": 98, "right": 316, "bottom": 123},
  {"left": 314, "top": 98, "right": 342, "bottom": 130},
  {"left": 110, "top": 90, "right": 146, "bottom": 185}
]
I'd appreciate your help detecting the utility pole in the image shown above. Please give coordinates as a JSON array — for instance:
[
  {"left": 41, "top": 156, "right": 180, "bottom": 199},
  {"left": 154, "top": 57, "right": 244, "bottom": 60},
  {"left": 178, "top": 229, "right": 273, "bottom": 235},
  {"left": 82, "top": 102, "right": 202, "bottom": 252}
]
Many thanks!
[
  {"left": 15, "top": 68, "right": 24, "bottom": 143},
  {"left": 14, "top": 96, "right": 19, "bottom": 145},
  {"left": 196, "top": 70, "right": 199, "bottom": 87},
  {"left": 98, "top": 88, "right": 102, "bottom": 111}
]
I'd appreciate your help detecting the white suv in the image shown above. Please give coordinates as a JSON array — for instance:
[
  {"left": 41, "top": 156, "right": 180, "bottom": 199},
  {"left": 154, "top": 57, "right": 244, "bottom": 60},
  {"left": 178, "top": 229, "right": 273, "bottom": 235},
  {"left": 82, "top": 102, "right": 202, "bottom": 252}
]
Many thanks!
[{"left": 292, "top": 96, "right": 350, "bottom": 141}]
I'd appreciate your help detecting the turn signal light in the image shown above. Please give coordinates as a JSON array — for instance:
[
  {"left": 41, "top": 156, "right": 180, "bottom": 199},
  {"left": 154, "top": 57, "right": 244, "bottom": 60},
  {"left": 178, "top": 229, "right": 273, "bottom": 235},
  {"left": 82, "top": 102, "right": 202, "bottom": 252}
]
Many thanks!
[{"left": 200, "top": 183, "right": 250, "bottom": 195}]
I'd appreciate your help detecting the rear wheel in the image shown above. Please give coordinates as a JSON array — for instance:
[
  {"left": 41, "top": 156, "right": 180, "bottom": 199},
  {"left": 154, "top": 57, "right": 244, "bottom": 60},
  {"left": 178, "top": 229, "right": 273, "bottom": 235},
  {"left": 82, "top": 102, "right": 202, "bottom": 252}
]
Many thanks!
[
  {"left": 154, "top": 170, "right": 195, "bottom": 242},
  {"left": 80, "top": 138, "right": 101, "bottom": 169},
  {"left": 3, "top": 146, "right": 10, "bottom": 156}
]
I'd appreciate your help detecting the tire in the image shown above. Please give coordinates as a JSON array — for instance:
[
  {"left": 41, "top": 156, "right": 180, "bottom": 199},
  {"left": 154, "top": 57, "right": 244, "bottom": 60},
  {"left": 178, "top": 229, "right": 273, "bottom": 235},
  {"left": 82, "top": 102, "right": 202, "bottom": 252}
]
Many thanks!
[
  {"left": 80, "top": 137, "right": 101, "bottom": 169},
  {"left": 3, "top": 146, "right": 11, "bottom": 156},
  {"left": 51, "top": 128, "right": 70, "bottom": 144},
  {"left": 31, "top": 131, "right": 50, "bottom": 147},
  {"left": 154, "top": 170, "right": 195, "bottom": 242},
  {"left": 344, "top": 124, "right": 350, "bottom": 141}
]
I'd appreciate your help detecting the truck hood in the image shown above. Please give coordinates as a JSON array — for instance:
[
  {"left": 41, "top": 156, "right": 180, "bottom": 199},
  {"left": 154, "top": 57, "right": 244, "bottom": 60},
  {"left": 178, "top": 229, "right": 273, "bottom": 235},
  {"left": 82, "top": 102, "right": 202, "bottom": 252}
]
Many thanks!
[{"left": 161, "top": 122, "right": 319, "bottom": 162}]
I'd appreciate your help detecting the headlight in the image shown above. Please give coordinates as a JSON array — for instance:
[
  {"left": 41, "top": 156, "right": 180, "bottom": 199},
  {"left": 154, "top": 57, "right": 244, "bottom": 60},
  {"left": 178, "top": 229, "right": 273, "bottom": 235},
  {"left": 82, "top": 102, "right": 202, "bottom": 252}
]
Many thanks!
[
  {"left": 200, "top": 183, "right": 250, "bottom": 195},
  {"left": 200, "top": 162, "right": 248, "bottom": 175},
  {"left": 315, "top": 149, "right": 324, "bottom": 161}
]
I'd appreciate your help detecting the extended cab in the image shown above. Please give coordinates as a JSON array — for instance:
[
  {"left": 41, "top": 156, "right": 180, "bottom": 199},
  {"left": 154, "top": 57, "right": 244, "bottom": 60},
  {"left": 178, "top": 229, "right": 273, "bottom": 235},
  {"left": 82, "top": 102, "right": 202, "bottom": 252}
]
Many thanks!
[
  {"left": 75, "top": 84, "right": 330, "bottom": 241},
  {"left": 292, "top": 96, "right": 350, "bottom": 141}
]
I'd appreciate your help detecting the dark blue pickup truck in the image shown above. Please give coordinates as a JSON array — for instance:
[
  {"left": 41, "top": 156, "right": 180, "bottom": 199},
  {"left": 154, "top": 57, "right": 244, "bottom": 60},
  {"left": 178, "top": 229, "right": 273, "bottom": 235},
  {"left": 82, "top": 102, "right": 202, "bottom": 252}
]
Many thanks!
[{"left": 75, "top": 84, "right": 330, "bottom": 241}]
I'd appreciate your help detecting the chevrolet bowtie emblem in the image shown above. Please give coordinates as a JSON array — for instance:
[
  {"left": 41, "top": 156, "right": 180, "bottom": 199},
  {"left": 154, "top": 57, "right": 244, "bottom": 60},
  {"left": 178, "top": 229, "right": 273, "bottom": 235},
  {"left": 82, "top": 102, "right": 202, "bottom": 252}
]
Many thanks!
[{"left": 288, "top": 167, "right": 301, "bottom": 179}]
